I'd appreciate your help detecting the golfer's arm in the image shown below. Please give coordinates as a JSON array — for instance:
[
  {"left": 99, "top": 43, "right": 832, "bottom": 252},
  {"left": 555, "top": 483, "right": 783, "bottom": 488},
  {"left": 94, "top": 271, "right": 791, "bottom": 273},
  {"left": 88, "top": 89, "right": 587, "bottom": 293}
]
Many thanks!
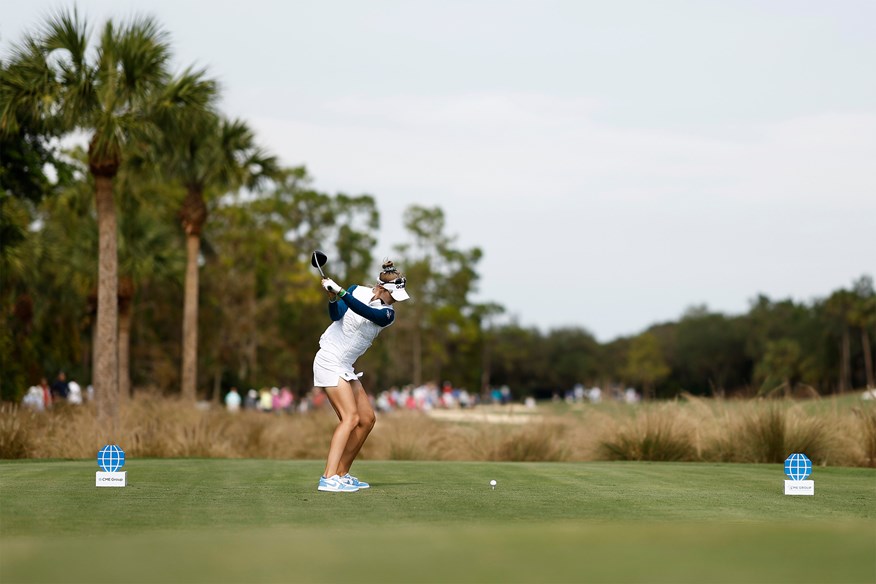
[
  {"left": 328, "top": 299, "right": 348, "bottom": 321},
  {"left": 340, "top": 290, "right": 395, "bottom": 327}
]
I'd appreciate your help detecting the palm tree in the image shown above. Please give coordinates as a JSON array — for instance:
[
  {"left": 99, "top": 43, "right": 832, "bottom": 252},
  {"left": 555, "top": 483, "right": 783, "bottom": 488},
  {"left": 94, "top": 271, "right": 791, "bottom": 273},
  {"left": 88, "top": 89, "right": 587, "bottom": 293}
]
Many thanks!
[
  {"left": 824, "top": 288, "right": 857, "bottom": 393},
  {"left": 157, "top": 114, "right": 278, "bottom": 401},
  {"left": 1, "top": 9, "right": 211, "bottom": 430},
  {"left": 850, "top": 276, "right": 876, "bottom": 389}
]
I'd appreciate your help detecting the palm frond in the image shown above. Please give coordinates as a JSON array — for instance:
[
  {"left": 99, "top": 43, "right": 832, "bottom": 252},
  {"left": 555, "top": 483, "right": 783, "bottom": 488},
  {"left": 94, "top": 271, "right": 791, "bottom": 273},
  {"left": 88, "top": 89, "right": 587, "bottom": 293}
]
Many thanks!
[
  {"left": 115, "top": 16, "right": 172, "bottom": 101},
  {"left": 165, "top": 67, "right": 219, "bottom": 109},
  {"left": 41, "top": 7, "right": 89, "bottom": 69},
  {"left": 0, "top": 37, "right": 59, "bottom": 135},
  {"left": 216, "top": 118, "right": 279, "bottom": 190},
  {"left": 241, "top": 148, "right": 281, "bottom": 191},
  {"left": 149, "top": 68, "right": 218, "bottom": 147},
  {"left": 39, "top": 8, "right": 96, "bottom": 130}
]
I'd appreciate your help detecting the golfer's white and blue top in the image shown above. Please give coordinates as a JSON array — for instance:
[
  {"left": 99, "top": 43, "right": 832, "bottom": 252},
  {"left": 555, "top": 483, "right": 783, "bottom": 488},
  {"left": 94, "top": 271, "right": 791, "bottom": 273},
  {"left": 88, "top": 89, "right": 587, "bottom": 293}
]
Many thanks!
[{"left": 312, "top": 285, "right": 395, "bottom": 387}]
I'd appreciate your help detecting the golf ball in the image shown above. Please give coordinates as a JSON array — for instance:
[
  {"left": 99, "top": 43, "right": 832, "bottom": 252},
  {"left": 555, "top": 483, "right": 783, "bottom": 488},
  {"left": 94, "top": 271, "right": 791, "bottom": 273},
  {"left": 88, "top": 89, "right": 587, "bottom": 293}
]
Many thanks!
[{"left": 490, "top": 480, "right": 497, "bottom": 487}]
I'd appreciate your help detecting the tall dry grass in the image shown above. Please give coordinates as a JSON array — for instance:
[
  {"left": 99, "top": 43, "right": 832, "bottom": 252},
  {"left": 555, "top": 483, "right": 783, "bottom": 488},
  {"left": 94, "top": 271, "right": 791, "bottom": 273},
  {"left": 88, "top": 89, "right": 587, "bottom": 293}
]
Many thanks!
[
  {"left": 598, "top": 404, "right": 697, "bottom": 462},
  {"left": 853, "top": 405, "right": 876, "bottom": 467},
  {"left": 0, "top": 395, "right": 873, "bottom": 467}
]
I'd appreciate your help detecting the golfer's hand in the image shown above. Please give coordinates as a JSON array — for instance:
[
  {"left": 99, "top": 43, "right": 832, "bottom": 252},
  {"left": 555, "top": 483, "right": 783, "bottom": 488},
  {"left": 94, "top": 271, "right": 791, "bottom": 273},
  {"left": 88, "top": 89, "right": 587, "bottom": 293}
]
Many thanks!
[{"left": 322, "top": 278, "right": 346, "bottom": 296}]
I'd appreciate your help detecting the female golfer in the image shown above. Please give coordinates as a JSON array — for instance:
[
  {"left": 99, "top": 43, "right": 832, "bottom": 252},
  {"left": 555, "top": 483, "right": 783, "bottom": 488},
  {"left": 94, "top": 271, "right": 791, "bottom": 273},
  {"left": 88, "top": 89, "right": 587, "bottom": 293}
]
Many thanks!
[{"left": 314, "top": 260, "right": 409, "bottom": 492}]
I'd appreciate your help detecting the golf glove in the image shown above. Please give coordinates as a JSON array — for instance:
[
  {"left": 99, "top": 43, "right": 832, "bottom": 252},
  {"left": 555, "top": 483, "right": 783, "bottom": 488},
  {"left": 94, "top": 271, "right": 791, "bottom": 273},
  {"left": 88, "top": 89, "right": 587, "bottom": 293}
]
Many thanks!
[{"left": 322, "top": 278, "right": 346, "bottom": 296}]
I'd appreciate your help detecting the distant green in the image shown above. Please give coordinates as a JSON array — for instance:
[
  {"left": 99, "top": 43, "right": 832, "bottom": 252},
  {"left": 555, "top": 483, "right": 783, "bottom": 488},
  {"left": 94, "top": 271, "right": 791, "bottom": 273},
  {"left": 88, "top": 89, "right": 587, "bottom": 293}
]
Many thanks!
[{"left": 1, "top": 460, "right": 874, "bottom": 583}]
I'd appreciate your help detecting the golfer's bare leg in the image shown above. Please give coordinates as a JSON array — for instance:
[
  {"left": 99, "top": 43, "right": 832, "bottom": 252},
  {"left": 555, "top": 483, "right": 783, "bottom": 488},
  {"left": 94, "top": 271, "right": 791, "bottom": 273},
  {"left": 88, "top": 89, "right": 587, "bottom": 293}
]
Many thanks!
[
  {"left": 322, "top": 379, "right": 360, "bottom": 478},
  {"left": 337, "top": 380, "right": 376, "bottom": 476}
]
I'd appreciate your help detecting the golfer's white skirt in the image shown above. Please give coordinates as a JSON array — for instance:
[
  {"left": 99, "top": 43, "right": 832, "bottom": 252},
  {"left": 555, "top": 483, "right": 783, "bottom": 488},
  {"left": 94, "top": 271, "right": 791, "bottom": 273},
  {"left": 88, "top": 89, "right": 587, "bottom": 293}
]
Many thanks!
[{"left": 313, "top": 349, "right": 363, "bottom": 388}]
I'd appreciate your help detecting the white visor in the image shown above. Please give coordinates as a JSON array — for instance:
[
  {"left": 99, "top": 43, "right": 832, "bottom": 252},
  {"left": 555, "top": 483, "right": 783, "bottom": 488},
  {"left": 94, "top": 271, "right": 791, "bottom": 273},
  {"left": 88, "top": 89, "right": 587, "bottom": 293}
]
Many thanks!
[{"left": 380, "top": 279, "right": 410, "bottom": 302}]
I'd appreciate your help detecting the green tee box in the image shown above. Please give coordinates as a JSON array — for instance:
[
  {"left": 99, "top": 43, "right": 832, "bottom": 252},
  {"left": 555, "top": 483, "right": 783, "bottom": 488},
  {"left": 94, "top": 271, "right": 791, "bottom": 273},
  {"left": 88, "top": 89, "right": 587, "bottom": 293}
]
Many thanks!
[{"left": 1, "top": 459, "right": 874, "bottom": 584}]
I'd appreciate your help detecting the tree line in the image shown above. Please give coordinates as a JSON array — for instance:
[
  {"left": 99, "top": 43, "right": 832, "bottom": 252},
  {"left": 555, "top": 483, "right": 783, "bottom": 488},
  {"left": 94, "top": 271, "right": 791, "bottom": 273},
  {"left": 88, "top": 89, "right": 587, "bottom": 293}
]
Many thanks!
[{"left": 2, "top": 10, "right": 874, "bottom": 417}]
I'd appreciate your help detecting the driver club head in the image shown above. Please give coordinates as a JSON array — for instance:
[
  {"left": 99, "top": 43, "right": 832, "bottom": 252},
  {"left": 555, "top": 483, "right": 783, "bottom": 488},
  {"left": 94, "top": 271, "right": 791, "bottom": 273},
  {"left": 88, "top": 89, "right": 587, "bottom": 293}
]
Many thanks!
[{"left": 311, "top": 250, "right": 327, "bottom": 277}]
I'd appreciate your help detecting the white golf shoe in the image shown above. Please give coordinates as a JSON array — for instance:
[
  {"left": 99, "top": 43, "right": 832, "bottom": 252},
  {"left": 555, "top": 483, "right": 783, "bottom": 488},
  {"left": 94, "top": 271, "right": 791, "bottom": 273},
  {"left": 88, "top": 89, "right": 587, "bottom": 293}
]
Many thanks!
[
  {"left": 341, "top": 473, "right": 370, "bottom": 489},
  {"left": 318, "top": 474, "right": 359, "bottom": 492}
]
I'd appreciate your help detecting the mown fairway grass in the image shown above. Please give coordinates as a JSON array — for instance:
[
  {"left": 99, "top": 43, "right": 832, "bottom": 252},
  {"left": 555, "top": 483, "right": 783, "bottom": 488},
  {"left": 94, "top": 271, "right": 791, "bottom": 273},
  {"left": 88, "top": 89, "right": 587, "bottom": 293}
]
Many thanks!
[{"left": 1, "top": 459, "right": 874, "bottom": 583}]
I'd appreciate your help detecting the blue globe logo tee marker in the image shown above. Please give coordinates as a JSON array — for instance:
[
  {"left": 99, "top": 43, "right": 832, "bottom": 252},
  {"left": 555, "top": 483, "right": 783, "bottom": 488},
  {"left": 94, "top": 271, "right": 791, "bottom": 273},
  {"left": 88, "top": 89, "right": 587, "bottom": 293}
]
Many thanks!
[
  {"left": 784, "top": 453, "right": 812, "bottom": 481},
  {"left": 97, "top": 445, "right": 125, "bottom": 472}
]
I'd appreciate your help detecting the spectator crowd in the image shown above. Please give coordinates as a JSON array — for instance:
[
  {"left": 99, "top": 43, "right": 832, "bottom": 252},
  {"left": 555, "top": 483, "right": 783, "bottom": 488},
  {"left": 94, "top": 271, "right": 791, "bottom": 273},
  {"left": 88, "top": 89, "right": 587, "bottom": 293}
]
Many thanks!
[
  {"left": 21, "top": 371, "right": 91, "bottom": 411},
  {"left": 374, "top": 381, "right": 480, "bottom": 412},
  {"left": 561, "top": 383, "right": 641, "bottom": 404},
  {"left": 21, "top": 371, "right": 642, "bottom": 414},
  {"left": 223, "top": 381, "right": 486, "bottom": 415},
  {"left": 225, "top": 386, "right": 328, "bottom": 414}
]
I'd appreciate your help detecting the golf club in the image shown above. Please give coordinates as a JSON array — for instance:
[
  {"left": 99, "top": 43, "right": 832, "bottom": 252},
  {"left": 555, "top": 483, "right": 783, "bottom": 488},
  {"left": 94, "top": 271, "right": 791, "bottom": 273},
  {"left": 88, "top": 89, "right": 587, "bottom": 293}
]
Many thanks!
[{"left": 311, "top": 250, "right": 328, "bottom": 278}]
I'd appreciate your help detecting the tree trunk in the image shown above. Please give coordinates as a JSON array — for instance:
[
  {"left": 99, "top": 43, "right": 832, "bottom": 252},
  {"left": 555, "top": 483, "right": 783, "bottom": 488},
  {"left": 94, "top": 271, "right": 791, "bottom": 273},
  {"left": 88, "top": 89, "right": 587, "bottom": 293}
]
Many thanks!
[
  {"left": 118, "top": 276, "right": 134, "bottom": 403},
  {"left": 94, "top": 174, "right": 119, "bottom": 437},
  {"left": 412, "top": 324, "right": 422, "bottom": 386},
  {"left": 180, "top": 186, "right": 207, "bottom": 402},
  {"left": 481, "top": 332, "right": 492, "bottom": 394},
  {"left": 118, "top": 312, "right": 131, "bottom": 403},
  {"left": 863, "top": 328, "right": 875, "bottom": 389},
  {"left": 181, "top": 233, "right": 201, "bottom": 401},
  {"left": 243, "top": 269, "right": 258, "bottom": 383},
  {"left": 840, "top": 327, "right": 851, "bottom": 393},
  {"left": 87, "top": 290, "right": 97, "bottom": 401},
  {"left": 213, "top": 366, "right": 222, "bottom": 404}
]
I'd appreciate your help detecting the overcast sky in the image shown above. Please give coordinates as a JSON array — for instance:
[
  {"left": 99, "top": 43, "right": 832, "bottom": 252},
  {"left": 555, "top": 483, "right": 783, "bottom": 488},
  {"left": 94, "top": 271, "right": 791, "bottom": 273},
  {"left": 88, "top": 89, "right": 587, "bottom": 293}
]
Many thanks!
[{"left": 4, "top": 1, "right": 874, "bottom": 341}]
